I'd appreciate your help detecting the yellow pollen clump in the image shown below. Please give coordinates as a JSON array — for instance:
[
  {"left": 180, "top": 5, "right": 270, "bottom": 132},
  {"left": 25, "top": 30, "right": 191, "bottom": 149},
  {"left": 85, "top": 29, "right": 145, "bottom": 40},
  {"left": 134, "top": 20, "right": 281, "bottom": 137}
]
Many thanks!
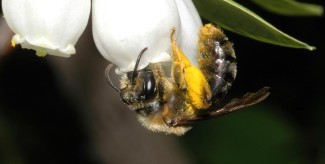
[
  {"left": 11, "top": 40, "right": 16, "bottom": 47},
  {"left": 36, "top": 48, "right": 47, "bottom": 57}
]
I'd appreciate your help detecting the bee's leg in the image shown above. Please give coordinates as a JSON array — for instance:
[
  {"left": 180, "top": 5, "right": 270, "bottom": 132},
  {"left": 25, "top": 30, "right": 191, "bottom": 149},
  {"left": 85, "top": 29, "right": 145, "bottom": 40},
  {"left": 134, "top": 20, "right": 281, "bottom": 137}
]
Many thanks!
[
  {"left": 198, "top": 24, "right": 237, "bottom": 104},
  {"left": 150, "top": 63, "right": 192, "bottom": 127},
  {"left": 150, "top": 63, "right": 176, "bottom": 101},
  {"left": 170, "top": 28, "right": 212, "bottom": 109},
  {"left": 169, "top": 28, "right": 189, "bottom": 89}
]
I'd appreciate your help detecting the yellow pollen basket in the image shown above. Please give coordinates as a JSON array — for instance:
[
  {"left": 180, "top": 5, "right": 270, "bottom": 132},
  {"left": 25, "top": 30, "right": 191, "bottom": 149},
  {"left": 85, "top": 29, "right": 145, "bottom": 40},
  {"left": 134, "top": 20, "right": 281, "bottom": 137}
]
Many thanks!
[{"left": 170, "top": 28, "right": 212, "bottom": 110}]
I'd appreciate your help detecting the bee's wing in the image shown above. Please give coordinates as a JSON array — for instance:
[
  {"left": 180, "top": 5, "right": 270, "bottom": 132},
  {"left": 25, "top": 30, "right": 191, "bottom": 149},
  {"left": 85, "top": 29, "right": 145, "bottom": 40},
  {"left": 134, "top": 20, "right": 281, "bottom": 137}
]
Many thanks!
[{"left": 174, "top": 86, "right": 270, "bottom": 126}]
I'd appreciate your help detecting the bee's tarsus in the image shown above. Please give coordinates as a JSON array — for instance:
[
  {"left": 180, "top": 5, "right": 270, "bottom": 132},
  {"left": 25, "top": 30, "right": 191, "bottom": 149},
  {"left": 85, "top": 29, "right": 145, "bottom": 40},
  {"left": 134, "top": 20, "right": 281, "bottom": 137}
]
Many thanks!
[
  {"left": 163, "top": 117, "right": 178, "bottom": 127},
  {"left": 170, "top": 27, "right": 176, "bottom": 42}
]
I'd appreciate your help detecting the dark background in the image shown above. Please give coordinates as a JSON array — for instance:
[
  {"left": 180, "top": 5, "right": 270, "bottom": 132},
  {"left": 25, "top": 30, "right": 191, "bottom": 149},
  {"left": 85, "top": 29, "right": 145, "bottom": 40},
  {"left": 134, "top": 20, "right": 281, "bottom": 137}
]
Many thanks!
[{"left": 1, "top": 1, "right": 324, "bottom": 164}]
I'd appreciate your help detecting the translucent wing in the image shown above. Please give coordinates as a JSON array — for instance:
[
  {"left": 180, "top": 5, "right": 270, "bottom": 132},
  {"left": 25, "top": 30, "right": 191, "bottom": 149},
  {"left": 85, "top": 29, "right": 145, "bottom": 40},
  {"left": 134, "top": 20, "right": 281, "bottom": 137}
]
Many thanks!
[{"left": 173, "top": 86, "right": 270, "bottom": 126}]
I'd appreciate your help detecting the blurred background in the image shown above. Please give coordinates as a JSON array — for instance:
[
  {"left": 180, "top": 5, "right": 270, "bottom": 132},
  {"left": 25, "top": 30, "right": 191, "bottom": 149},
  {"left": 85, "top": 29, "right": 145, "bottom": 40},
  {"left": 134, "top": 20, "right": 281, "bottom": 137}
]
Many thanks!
[{"left": 0, "top": 1, "right": 324, "bottom": 164}]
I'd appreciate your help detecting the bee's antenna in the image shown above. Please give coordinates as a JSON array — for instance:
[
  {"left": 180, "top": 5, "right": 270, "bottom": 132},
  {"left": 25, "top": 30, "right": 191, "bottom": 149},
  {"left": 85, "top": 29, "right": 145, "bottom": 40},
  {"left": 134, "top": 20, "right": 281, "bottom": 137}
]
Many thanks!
[
  {"left": 105, "top": 64, "right": 120, "bottom": 92},
  {"left": 131, "top": 47, "right": 148, "bottom": 83}
]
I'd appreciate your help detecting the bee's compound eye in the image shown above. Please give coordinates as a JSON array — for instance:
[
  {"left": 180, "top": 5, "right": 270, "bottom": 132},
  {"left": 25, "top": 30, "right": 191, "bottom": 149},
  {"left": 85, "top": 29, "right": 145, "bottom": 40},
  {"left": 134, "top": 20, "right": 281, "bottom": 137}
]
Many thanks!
[{"left": 140, "top": 72, "right": 156, "bottom": 100}]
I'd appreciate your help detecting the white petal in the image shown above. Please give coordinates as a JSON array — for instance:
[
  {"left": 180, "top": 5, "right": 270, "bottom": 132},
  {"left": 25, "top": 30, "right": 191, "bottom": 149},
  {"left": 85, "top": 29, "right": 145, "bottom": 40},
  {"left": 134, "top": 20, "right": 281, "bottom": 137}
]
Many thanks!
[
  {"left": 2, "top": 0, "right": 91, "bottom": 57},
  {"left": 175, "top": 0, "right": 203, "bottom": 66},
  {"left": 92, "top": 0, "right": 181, "bottom": 73}
]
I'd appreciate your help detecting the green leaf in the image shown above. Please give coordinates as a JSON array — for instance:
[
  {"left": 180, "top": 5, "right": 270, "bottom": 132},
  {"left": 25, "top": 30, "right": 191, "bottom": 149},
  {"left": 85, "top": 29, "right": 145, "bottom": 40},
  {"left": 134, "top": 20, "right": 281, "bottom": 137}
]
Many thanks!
[
  {"left": 250, "top": 0, "right": 323, "bottom": 16},
  {"left": 193, "top": 0, "right": 316, "bottom": 50}
]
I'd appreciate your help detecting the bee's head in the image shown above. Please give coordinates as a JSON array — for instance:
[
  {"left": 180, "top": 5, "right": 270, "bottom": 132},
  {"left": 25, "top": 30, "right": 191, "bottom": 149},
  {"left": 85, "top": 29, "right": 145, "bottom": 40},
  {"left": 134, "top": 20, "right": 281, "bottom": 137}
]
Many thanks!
[
  {"left": 120, "top": 68, "right": 157, "bottom": 105},
  {"left": 105, "top": 47, "right": 192, "bottom": 135},
  {"left": 105, "top": 47, "right": 157, "bottom": 105},
  {"left": 118, "top": 67, "right": 192, "bottom": 135}
]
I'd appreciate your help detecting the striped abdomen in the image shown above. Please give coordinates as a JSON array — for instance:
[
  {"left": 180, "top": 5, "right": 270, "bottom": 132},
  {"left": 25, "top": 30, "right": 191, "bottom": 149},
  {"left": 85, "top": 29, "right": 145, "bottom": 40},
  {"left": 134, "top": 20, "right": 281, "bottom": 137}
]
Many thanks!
[{"left": 198, "top": 24, "right": 237, "bottom": 104}]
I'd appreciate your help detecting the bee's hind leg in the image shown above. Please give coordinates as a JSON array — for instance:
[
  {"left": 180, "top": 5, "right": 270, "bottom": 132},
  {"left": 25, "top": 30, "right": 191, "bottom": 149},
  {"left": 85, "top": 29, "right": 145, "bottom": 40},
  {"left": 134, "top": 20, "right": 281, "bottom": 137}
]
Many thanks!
[{"left": 169, "top": 28, "right": 212, "bottom": 110}]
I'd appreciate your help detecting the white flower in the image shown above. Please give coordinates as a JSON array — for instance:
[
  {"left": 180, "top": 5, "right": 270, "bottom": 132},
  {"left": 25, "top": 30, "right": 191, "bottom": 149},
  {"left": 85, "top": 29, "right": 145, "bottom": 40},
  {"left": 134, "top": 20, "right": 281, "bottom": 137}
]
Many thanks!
[
  {"left": 2, "top": 0, "right": 91, "bottom": 57},
  {"left": 92, "top": 0, "right": 202, "bottom": 73}
]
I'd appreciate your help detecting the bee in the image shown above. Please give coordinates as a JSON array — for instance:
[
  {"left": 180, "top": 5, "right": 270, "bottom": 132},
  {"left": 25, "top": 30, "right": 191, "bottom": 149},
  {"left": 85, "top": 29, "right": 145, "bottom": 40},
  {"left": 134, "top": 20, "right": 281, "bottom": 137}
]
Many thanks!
[{"left": 105, "top": 24, "right": 270, "bottom": 135}]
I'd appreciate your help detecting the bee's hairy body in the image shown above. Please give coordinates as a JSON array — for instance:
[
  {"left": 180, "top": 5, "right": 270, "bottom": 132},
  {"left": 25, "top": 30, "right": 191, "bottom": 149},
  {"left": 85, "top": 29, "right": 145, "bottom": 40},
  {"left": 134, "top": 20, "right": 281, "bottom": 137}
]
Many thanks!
[
  {"left": 106, "top": 24, "right": 270, "bottom": 135},
  {"left": 198, "top": 24, "right": 237, "bottom": 104},
  {"left": 117, "top": 24, "right": 236, "bottom": 135}
]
